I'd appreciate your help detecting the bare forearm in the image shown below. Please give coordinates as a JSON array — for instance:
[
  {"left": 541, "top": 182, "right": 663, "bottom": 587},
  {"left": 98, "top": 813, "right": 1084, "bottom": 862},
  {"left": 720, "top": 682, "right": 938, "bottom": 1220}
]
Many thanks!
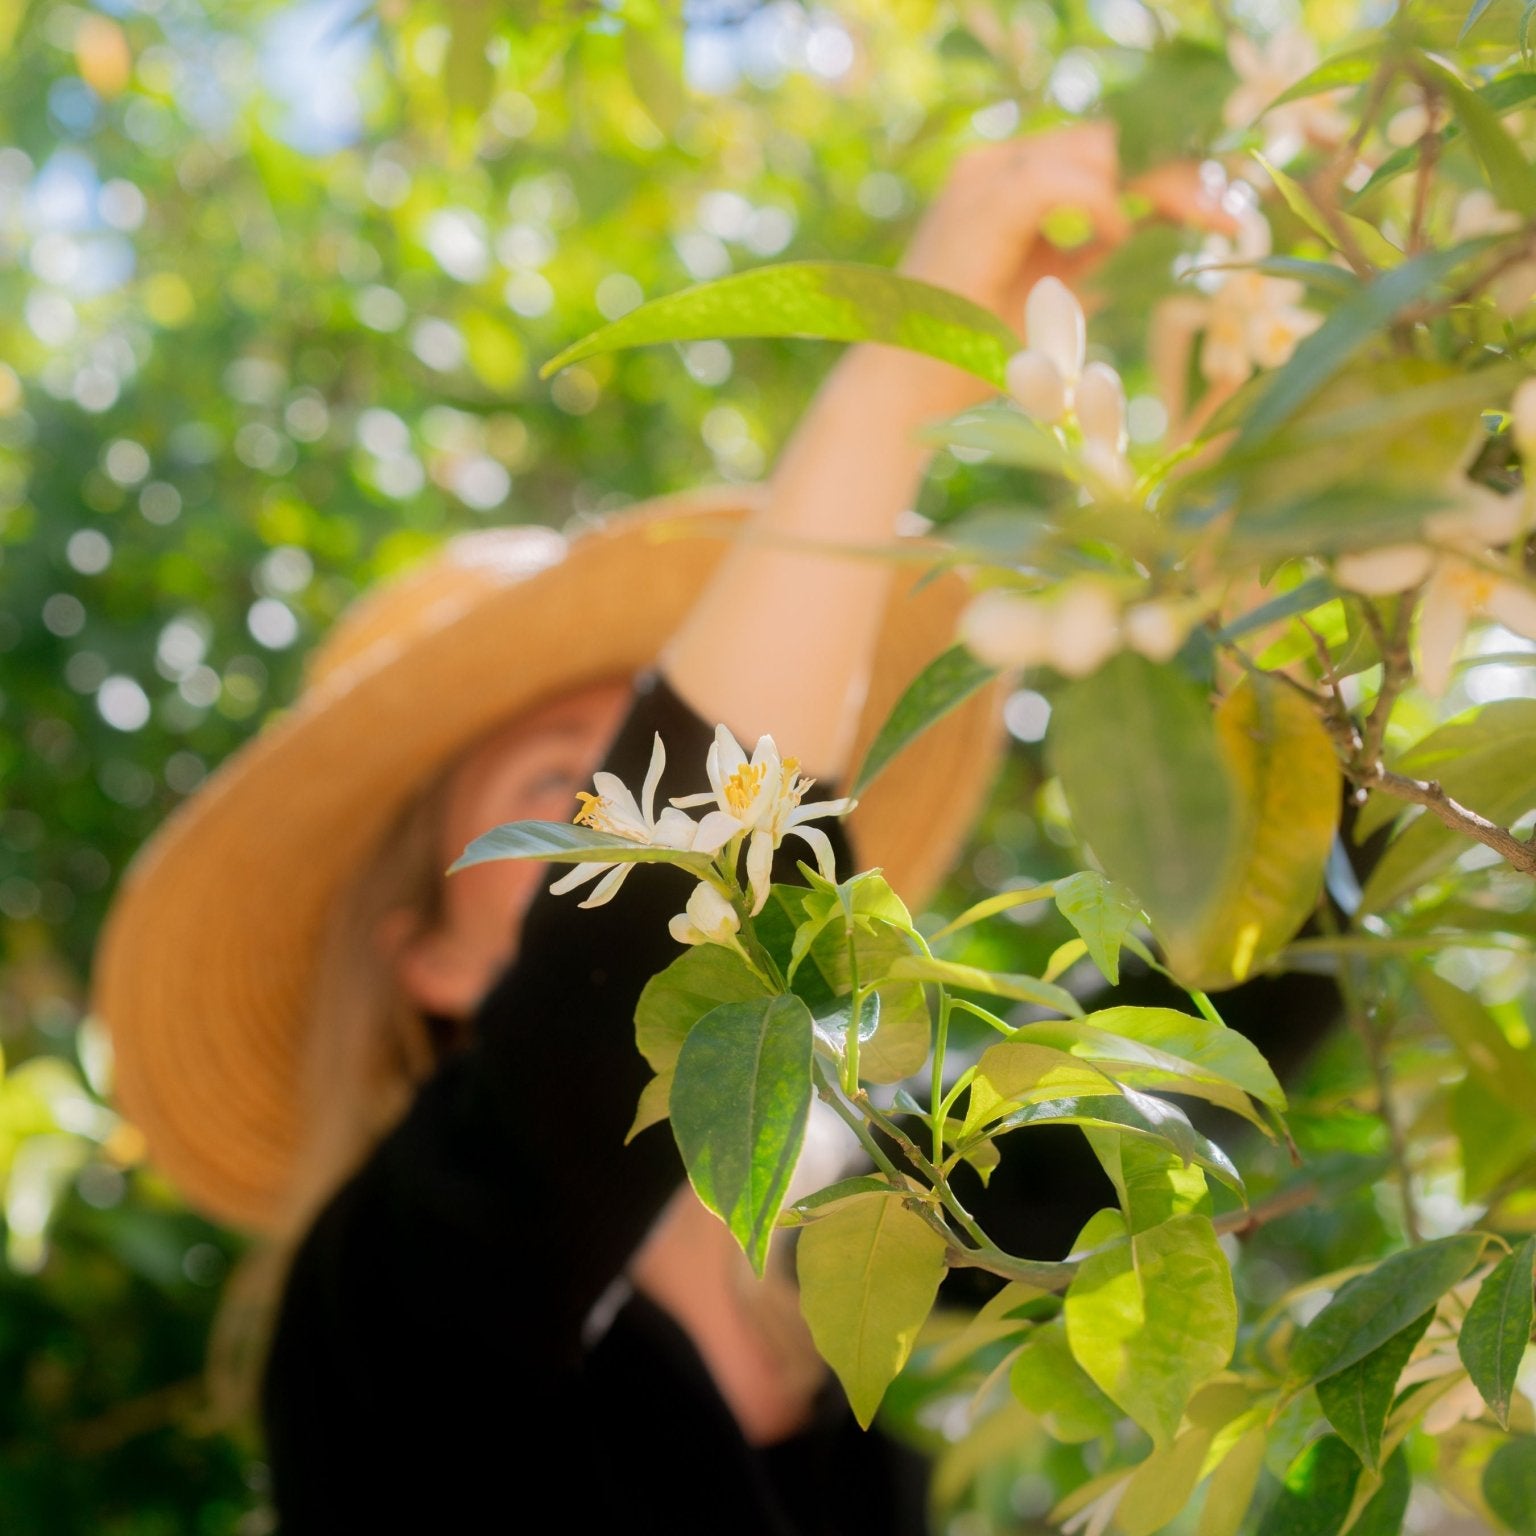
[{"left": 660, "top": 343, "right": 972, "bottom": 777}]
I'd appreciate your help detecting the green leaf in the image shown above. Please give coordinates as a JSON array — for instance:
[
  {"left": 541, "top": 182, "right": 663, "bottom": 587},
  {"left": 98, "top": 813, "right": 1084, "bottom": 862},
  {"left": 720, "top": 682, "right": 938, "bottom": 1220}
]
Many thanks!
[
  {"left": 928, "top": 883, "right": 1056, "bottom": 944},
  {"left": 1263, "top": 43, "right": 1380, "bottom": 109},
  {"left": 795, "top": 1190, "right": 948, "bottom": 1427},
  {"left": 1054, "top": 871, "right": 1140, "bottom": 986},
  {"left": 1348, "top": 1446, "right": 1411, "bottom": 1536},
  {"left": 1485, "top": 1437, "right": 1536, "bottom": 1534},
  {"left": 450, "top": 817, "right": 713, "bottom": 876},
  {"left": 917, "top": 403, "right": 1079, "bottom": 477},
  {"left": 1460, "top": 1237, "right": 1536, "bottom": 1428},
  {"left": 965, "top": 1041, "right": 1121, "bottom": 1133},
  {"left": 887, "top": 954, "right": 1083, "bottom": 1016},
  {"left": 989, "top": 1090, "right": 1244, "bottom": 1197},
  {"left": 1090, "top": 1131, "right": 1210, "bottom": 1236},
  {"left": 1417, "top": 970, "right": 1536, "bottom": 1117},
  {"left": 1315, "top": 1309, "right": 1433, "bottom": 1468},
  {"left": 1119, "top": 1416, "right": 1229, "bottom": 1536},
  {"left": 540, "top": 261, "right": 1020, "bottom": 384},
  {"left": 1180, "top": 675, "right": 1340, "bottom": 990},
  {"left": 850, "top": 643, "right": 997, "bottom": 796},
  {"left": 1049, "top": 653, "right": 1243, "bottom": 980},
  {"left": 1463, "top": 0, "right": 1503, "bottom": 39},
  {"left": 1214, "top": 575, "right": 1336, "bottom": 644},
  {"left": 1361, "top": 700, "right": 1536, "bottom": 911},
  {"left": 1063, "top": 1209, "right": 1237, "bottom": 1446},
  {"left": 1288, "top": 1235, "right": 1487, "bottom": 1386},
  {"left": 1420, "top": 55, "right": 1536, "bottom": 217},
  {"left": 1198, "top": 1425, "right": 1269, "bottom": 1536},
  {"left": 1103, "top": 38, "right": 1233, "bottom": 173},
  {"left": 1009, "top": 1316, "right": 1121, "bottom": 1442},
  {"left": 1234, "top": 247, "right": 1469, "bottom": 449},
  {"left": 670, "top": 994, "right": 815, "bottom": 1276},
  {"left": 1257, "top": 154, "right": 1403, "bottom": 270},
  {"left": 781, "top": 1174, "right": 909, "bottom": 1226},
  {"left": 1256, "top": 1435, "right": 1361, "bottom": 1536}
]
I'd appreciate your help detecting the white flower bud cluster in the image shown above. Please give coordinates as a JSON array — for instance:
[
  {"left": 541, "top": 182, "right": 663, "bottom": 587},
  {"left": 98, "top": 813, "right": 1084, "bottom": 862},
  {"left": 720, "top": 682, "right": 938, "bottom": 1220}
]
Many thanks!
[
  {"left": 960, "top": 581, "right": 1192, "bottom": 678},
  {"left": 1005, "top": 277, "right": 1132, "bottom": 494}
]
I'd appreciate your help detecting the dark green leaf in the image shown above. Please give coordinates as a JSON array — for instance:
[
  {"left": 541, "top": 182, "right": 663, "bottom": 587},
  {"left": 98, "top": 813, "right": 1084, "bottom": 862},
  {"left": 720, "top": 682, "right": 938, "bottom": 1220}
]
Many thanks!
[
  {"left": 1460, "top": 1237, "right": 1536, "bottom": 1428},
  {"left": 1486, "top": 1437, "right": 1536, "bottom": 1534},
  {"left": 1352, "top": 1448, "right": 1411, "bottom": 1536},
  {"left": 1289, "top": 1235, "right": 1487, "bottom": 1386},
  {"left": 670, "top": 994, "right": 815, "bottom": 1276},
  {"left": 540, "top": 261, "right": 1019, "bottom": 384},
  {"left": 851, "top": 643, "right": 997, "bottom": 795},
  {"left": 1256, "top": 1435, "right": 1361, "bottom": 1536},
  {"left": 1315, "top": 1309, "right": 1432, "bottom": 1467}
]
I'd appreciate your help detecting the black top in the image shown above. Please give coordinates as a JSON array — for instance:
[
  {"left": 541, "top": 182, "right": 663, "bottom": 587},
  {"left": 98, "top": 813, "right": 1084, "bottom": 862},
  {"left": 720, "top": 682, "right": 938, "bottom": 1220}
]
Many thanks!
[{"left": 261, "top": 673, "right": 927, "bottom": 1535}]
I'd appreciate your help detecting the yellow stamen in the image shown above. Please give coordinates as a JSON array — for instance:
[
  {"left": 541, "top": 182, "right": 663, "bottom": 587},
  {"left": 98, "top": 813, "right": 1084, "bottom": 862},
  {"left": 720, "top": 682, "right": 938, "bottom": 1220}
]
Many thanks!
[
  {"left": 573, "top": 791, "right": 605, "bottom": 827},
  {"left": 723, "top": 761, "right": 766, "bottom": 817}
]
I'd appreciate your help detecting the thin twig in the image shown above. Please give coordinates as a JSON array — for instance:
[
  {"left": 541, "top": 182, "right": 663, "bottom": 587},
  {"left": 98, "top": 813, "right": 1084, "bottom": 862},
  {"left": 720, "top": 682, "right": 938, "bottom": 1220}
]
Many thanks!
[
  {"left": 1355, "top": 594, "right": 1416, "bottom": 775},
  {"left": 1348, "top": 764, "right": 1536, "bottom": 876}
]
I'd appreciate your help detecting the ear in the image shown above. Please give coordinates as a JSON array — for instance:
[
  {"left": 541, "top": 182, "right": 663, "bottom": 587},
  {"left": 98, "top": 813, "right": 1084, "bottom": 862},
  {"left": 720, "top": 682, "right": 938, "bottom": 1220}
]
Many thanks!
[{"left": 376, "top": 909, "right": 482, "bottom": 1021}]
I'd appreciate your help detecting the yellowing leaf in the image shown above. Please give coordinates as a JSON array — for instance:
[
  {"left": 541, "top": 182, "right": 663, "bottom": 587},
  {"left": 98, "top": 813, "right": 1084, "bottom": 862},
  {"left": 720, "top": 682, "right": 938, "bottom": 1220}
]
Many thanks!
[
  {"left": 1171, "top": 675, "right": 1339, "bottom": 990},
  {"left": 796, "top": 1191, "right": 948, "bottom": 1428}
]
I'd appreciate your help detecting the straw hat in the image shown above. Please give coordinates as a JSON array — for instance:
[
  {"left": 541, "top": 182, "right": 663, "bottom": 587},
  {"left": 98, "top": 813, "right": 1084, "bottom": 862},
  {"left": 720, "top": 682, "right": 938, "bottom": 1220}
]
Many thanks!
[{"left": 93, "top": 485, "right": 1006, "bottom": 1234}]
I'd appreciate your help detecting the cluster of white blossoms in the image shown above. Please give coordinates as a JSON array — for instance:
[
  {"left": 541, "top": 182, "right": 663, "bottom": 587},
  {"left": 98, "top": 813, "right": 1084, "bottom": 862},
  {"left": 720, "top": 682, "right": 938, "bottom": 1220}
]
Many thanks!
[
  {"left": 1333, "top": 381, "right": 1536, "bottom": 695},
  {"left": 1223, "top": 27, "right": 1350, "bottom": 165},
  {"left": 1005, "top": 276, "right": 1132, "bottom": 493},
  {"left": 553, "top": 723, "right": 854, "bottom": 949}
]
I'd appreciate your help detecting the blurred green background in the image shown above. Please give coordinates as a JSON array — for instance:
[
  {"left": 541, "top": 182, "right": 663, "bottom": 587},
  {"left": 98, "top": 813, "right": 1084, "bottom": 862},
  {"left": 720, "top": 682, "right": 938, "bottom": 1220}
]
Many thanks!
[{"left": 0, "top": 0, "right": 1416, "bottom": 1529}]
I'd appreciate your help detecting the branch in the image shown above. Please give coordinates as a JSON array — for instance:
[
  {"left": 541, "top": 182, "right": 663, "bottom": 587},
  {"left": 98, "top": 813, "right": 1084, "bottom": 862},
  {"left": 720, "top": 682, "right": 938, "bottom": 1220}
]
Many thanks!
[{"left": 1348, "top": 764, "right": 1536, "bottom": 876}]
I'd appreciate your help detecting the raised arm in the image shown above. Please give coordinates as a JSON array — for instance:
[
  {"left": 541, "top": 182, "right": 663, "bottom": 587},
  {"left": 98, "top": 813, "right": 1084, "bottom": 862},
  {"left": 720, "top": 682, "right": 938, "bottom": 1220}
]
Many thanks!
[{"left": 659, "top": 125, "right": 1133, "bottom": 775}]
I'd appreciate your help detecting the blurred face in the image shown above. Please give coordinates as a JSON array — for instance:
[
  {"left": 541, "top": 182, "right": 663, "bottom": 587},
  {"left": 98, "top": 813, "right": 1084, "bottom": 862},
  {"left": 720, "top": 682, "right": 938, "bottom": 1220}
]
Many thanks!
[{"left": 389, "top": 679, "right": 632, "bottom": 1020}]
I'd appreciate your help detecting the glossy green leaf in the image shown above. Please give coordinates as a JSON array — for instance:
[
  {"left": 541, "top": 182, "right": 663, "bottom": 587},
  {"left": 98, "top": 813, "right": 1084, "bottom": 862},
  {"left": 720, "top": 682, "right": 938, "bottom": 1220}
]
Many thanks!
[
  {"left": 1049, "top": 654, "right": 1242, "bottom": 978},
  {"left": 1063, "top": 1209, "right": 1237, "bottom": 1446},
  {"left": 1010, "top": 1316, "right": 1121, "bottom": 1442},
  {"left": 887, "top": 954, "right": 1083, "bottom": 1017},
  {"left": 850, "top": 643, "right": 997, "bottom": 796},
  {"left": 1361, "top": 700, "right": 1536, "bottom": 911},
  {"left": 1054, "top": 871, "right": 1140, "bottom": 986},
  {"left": 1103, "top": 38, "right": 1233, "bottom": 173},
  {"left": 1179, "top": 675, "right": 1340, "bottom": 990},
  {"left": 1235, "top": 248, "right": 1469, "bottom": 449},
  {"left": 780, "top": 1174, "right": 909, "bottom": 1226},
  {"left": 1485, "top": 1437, "right": 1536, "bottom": 1534},
  {"left": 796, "top": 1190, "right": 948, "bottom": 1427},
  {"left": 670, "top": 994, "right": 815, "bottom": 1276},
  {"left": 1315, "top": 1309, "right": 1432, "bottom": 1468},
  {"left": 965, "top": 1042, "right": 1121, "bottom": 1133},
  {"left": 541, "top": 260, "right": 1019, "bottom": 384},
  {"left": 1460, "top": 1237, "right": 1536, "bottom": 1428},
  {"left": 449, "top": 817, "right": 714, "bottom": 876},
  {"left": 628, "top": 944, "right": 771, "bottom": 1138},
  {"left": 1288, "top": 1235, "right": 1486, "bottom": 1386}
]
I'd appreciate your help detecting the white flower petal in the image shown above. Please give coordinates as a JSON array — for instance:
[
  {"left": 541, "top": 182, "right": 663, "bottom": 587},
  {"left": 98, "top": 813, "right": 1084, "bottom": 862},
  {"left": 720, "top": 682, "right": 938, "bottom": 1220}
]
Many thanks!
[
  {"left": 1334, "top": 544, "right": 1435, "bottom": 596},
  {"left": 787, "top": 796, "right": 855, "bottom": 826},
  {"left": 959, "top": 590, "right": 1052, "bottom": 670},
  {"left": 577, "top": 862, "right": 632, "bottom": 909},
  {"left": 1005, "top": 349, "right": 1067, "bottom": 423},
  {"left": 1123, "top": 601, "right": 1188, "bottom": 663},
  {"left": 640, "top": 733, "right": 666, "bottom": 827},
  {"left": 1046, "top": 582, "right": 1121, "bottom": 679},
  {"left": 787, "top": 823, "right": 839, "bottom": 884},
  {"left": 651, "top": 806, "right": 699, "bottom": 849},
  {"left": 669, "top": 790, "right": 718, "bottom": 809},
  {"left": 1426, "top": 484, "right": 1524, "bottom": 548},
  {"left": 1487, "top": 577, "right": 1536, "bottom": 640},
  {"left": 1025, "top": 276, "right": 1085, "bottom": 383},
  {"left": 669, "top": 913, "right": 704, "bottom": 945},
  {"left": 692, "top": 809, "right": 745, "bottom": 855},
  {"left": 683, "top": 881, "right": 740, "bottom": 943},
  {"left": 1417, "top": 568, "right": 1472, "bottom": 696},
  {"left": 746, "top": 829, "right": 775, "bottom": 915},
  {"left": 549, "top": 860, "right": 611, "bottom": 894},
  {"left": 1075, "top": 362, "right": 1127, "bottom": 452},
  {"left": 1512, "top": 377, "right": 1536, "bottom": 460}
]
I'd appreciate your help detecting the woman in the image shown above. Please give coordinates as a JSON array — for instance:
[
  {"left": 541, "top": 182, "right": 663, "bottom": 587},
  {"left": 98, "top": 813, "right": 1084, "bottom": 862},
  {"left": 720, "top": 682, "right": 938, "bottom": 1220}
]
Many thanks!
[{"left": 94, "top": 127, "right": 1224, "bottom": 1532}]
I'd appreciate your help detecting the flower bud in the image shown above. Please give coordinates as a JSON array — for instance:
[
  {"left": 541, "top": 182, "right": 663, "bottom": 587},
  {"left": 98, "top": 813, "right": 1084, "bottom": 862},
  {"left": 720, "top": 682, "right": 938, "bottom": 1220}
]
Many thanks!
[
  {"left": 1046, "top": 581, "right": 1120, "bottom": 679},
  {"left": 959, "top": 589, "right": 1052, "bottom": 670},
  {"left": 1024, "top": 276, "right": 1085, "bottom": 383},
  {"left": 1075, "top": 361, "right": 1127, "bottom": 452},
  {"left": 668, "top": 882, "right": 741, "bottom": 947},
  {"left": 1333, "top": 544, "right": 1435, "bottom": 596},
  {"left": 1005, "top": 349, "right": 1067, "bottom": 423}
]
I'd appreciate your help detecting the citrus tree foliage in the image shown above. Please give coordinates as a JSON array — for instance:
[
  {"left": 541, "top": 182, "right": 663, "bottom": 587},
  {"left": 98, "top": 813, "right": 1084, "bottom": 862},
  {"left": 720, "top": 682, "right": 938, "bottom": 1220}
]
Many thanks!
[{"left": 8, "top": 0, "right": 1536, "bottom": 1532}]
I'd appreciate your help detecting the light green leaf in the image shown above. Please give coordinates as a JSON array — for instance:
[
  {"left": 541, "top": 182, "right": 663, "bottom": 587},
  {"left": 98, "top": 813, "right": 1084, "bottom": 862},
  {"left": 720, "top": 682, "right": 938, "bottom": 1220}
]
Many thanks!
[
  {"left": 780, "top": 1174, "right": 910, "bottom": 1226},
  {"left": 965, "top": 1042, "right": 1121, "bottom": 1134},
  {"left": 796, "top": 1191, "right": 948, "bottom": 1427},
  {"left": 1064, "top": 1209, "right": 1237, "bottom": 1446},
  {"left": 1315, "top": 1308, "right": 1433, "bottom": 1468},
  {"left": 929, "top": 883, "right": 1056, "bottom": 944},
  {"left": 1009, "top": 1316, "right": 1121, "bottom": 1442},
  {"left": 1262, "top": 43, "right": 1380, "bottom": 109},
  {"left": 1089, "top": 1131, "right": 1210, "bottom": 1236},
  {"left": 1361, "top": 700, "right": 1536, "bottom": 912},
  {"left": 1288, "top": 1235, "right": 1487, "bottom": 1386},
  {"left": 626, "top": 1073, "right": 672, "bottom": 1142},
  {"left": 1417, "top": 970, "right": 1536, "bottom": 1117},
  {"left": 635, "top": 943, "right": 770, "bottom": 1075},
  {"left": 1179, "top": 675, "right": 1340, "bottom": 990},
  {"left": 1421, "top": 55, "right": 1536, "bottom": 217},
  {"left": 670, "top": 994, "right": 815, "bottom": 1276},
  {"left": 1257, "top": 154, "right": 1403, "bottom": 270},
  {"left": 917, "top": 403, "right": 1079, "bottom": 477},
  {"left": 1054, "top": 871, "right": 1141, "bottom": 986},
  {"left": 1119, "top": 1418, "right": 1226, "bottom": 1536},
  {"left": 1485, "top": 1437, "right": 1536, "bottom": 1534},
  {"left": 450, "top": 817, "right": 713, "bottom": 876},
  {"left": 1460, "top": 1237, "right": 1536, "bottom": 1428},
  {"left": 1235, "top": 247, "right": 1469, "bottom": 449},
  {"left": 1197, "top": 1425, "right": 1269, "bottom": 1536},
  {"left": 540, "top": 261, "right": 1020, "bottom": 384},
  {"left": 850, "top": 644, "right": 997, "bottom": 796},
  {"left": 1049, "top": 653, "right": 1243, "bottom": 980},
  {"left": 1463, "top": 0, "right": 1502, "bottom": 38},
  {"left": 887, "top": 954, "right": 1083, "bottom": 1016}
]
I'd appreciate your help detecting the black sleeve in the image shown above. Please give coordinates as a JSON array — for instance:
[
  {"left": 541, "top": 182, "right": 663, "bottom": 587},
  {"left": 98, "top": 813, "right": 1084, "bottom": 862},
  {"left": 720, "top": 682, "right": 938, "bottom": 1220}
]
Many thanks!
[{"left": 261, "top": 670, "right": 857, "bottom": 1532}]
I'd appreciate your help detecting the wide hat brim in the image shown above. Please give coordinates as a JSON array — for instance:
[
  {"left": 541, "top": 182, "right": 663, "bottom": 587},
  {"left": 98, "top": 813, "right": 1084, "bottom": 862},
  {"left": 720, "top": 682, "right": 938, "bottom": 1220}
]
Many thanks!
[{"left": 92, "top": 485, "right": 1006, "bottom": 1234}]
